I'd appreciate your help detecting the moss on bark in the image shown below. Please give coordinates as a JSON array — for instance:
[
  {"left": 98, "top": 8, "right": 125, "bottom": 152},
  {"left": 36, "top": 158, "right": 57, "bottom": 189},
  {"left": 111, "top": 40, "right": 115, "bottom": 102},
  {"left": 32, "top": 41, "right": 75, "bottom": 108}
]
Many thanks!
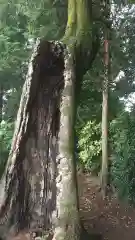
[
  {"left": 52, "top": 1, "right": 100, "bottom": 239},
  {"left": 63, "top": 0, "right": 92, "bottom": 44},
  {"left": 63, "top": 0, "right": 99, "bottom": 100}
]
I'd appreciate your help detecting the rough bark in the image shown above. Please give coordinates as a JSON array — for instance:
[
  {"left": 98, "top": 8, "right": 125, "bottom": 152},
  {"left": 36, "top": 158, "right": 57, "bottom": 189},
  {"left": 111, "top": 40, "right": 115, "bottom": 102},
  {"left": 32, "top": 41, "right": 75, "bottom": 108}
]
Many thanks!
[
  {"left": 0, "top": 39, "right": 89, "bottom": 240},
  {"left": 52, "top": 46, "right": 80, "bottom": 240},
  {"left": 0, "top": 39, "right": 65, "bottom": 238}
]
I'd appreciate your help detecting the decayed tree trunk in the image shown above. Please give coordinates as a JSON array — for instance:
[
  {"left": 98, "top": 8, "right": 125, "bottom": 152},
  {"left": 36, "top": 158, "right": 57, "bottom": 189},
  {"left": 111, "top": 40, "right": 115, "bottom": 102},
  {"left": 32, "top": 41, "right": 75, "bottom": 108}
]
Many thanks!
[
  {"left": 0, "top": 40, "right": 82, "bottom": 240},
  {"left": 0, "top": 39, "right": 66, "bottom": 237}
]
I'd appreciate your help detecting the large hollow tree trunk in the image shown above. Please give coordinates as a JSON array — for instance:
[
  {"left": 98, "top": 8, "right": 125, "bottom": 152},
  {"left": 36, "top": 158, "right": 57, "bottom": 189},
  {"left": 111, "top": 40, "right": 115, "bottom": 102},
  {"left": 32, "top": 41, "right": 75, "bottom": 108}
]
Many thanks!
[
  {"left": 0, "top": 0, "right": 100, "bottom": 239},
  {"left": 0, "top": 40, "right": 65, "bottom": 238},
  {"left": 0, "top": 40, "right": 80, "bottom": 240}
]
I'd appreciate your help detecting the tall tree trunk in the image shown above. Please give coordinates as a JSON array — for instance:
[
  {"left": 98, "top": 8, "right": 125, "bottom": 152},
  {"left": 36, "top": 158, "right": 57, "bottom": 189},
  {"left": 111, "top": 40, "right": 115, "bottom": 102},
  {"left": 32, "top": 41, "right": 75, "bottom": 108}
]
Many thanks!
[
  {"left": 0, "top": 85, "right": 3, "bottom": 123},
  {"left": 100, "top": 0, "right": 111, "bottom": 198},
  {"left": 52, "top": 47, "right": 80, "bottom": 240},
  {"left": 101, "top": 57, "right": 109, "bottom": 198},
  {"left": 0, "top": 1, "right": 100, "bottom": 239}
]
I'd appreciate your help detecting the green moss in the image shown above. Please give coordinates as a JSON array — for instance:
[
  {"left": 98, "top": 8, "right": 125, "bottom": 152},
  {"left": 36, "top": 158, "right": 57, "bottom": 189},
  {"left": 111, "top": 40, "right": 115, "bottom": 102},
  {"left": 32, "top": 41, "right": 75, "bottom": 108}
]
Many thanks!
[
  {"left": 63, "top": 0, "right": 92, "bottom": 47},
  {"left": 62, "top": 0, "right": 95, "bottom": 88},
  {"left": 64, "top": 0, "right": 77, "bottom": 39}
]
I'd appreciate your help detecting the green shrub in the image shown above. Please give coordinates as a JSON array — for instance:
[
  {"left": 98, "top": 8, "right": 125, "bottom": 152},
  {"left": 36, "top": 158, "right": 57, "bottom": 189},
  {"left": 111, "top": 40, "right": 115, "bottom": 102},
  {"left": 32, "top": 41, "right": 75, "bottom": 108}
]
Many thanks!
[
  {"left": 78, "top": 120, "right": 101, "bottom": 174},
  {"left": 0, "top": 120, "right": 14, "bottom": 178},
  {"left": 110, "top": 112, "right": 135, "bottom": 205}
]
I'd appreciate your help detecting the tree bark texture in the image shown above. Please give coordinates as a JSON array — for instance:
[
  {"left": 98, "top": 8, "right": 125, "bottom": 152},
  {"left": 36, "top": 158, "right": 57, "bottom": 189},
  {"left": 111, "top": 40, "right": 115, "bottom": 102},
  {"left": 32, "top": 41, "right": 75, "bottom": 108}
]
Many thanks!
[
  {"left": 52, "top": 46, "right": 80, "bottom": 240},
  {"left": 63, "top": 0, "right": 99, "bottom": 79},
  {"left": 0, "top": 39, "right": 79, "bottom": 239},
  {"left": 101, "top": 67, "right": 108, "bottom": 198},
  {"left": 101, "top": 0, "right": 111, "bottom": 198}
]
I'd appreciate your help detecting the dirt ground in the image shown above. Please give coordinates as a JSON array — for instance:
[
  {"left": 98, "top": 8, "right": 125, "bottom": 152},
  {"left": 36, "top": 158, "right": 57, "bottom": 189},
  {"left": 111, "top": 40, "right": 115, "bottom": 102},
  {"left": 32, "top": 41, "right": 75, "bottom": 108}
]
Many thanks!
[
  {"left": 78, "top": 172, "right": 135, "bottom": 240},
  {"left": 3, "top": 173, "right": 135, "bottom": 239}
]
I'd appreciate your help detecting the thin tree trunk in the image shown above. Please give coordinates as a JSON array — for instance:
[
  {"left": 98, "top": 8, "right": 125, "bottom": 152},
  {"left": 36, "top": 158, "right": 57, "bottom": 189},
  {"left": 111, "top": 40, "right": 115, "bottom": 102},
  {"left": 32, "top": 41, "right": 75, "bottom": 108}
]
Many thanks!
[
  {"left": 0, "top": 85, "right": 3, "bottom": 123},
  {"left": 101, "top": 0, "right": 111, "bottom": 199},
  {"left": 101, "top": 66, "right": 109, "bottom": 198}
]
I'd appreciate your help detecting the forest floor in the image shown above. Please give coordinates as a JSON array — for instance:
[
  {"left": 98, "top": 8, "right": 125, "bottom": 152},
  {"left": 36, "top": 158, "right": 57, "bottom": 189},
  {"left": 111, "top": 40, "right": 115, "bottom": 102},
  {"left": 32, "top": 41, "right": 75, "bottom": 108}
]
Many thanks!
[
  {"left": 78, "top": 172, "right": 135, "bottom": 240},
  {"left": 3, "top": 173, "right": 135, "bottom": 239}
]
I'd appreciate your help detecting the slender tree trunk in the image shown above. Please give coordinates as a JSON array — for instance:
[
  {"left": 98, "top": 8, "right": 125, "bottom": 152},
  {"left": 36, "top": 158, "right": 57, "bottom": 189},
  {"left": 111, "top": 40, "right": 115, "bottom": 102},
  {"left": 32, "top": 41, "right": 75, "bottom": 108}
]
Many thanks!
[
  {"left": 0, "top": 85, "right": 3, "bottom": 123},
  {"left": 101, "top": 62, "right": 109, "bottom": 198},
  {"left": 100, "top": 0, "right": 111, "bottom": 198}
]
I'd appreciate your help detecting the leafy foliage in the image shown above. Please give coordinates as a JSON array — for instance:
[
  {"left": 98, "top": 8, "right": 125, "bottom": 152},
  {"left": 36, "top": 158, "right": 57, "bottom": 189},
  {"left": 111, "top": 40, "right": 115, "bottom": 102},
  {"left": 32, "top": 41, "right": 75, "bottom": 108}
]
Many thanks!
[
  {"left": 111, "top": 113, "right": 135, "bottom": 205},
  {"left": 0, "top": 120, "right": 14, "bottom": 178},
  {"left": 78, "top": 121, "right": 101, "bottom": 174}
]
